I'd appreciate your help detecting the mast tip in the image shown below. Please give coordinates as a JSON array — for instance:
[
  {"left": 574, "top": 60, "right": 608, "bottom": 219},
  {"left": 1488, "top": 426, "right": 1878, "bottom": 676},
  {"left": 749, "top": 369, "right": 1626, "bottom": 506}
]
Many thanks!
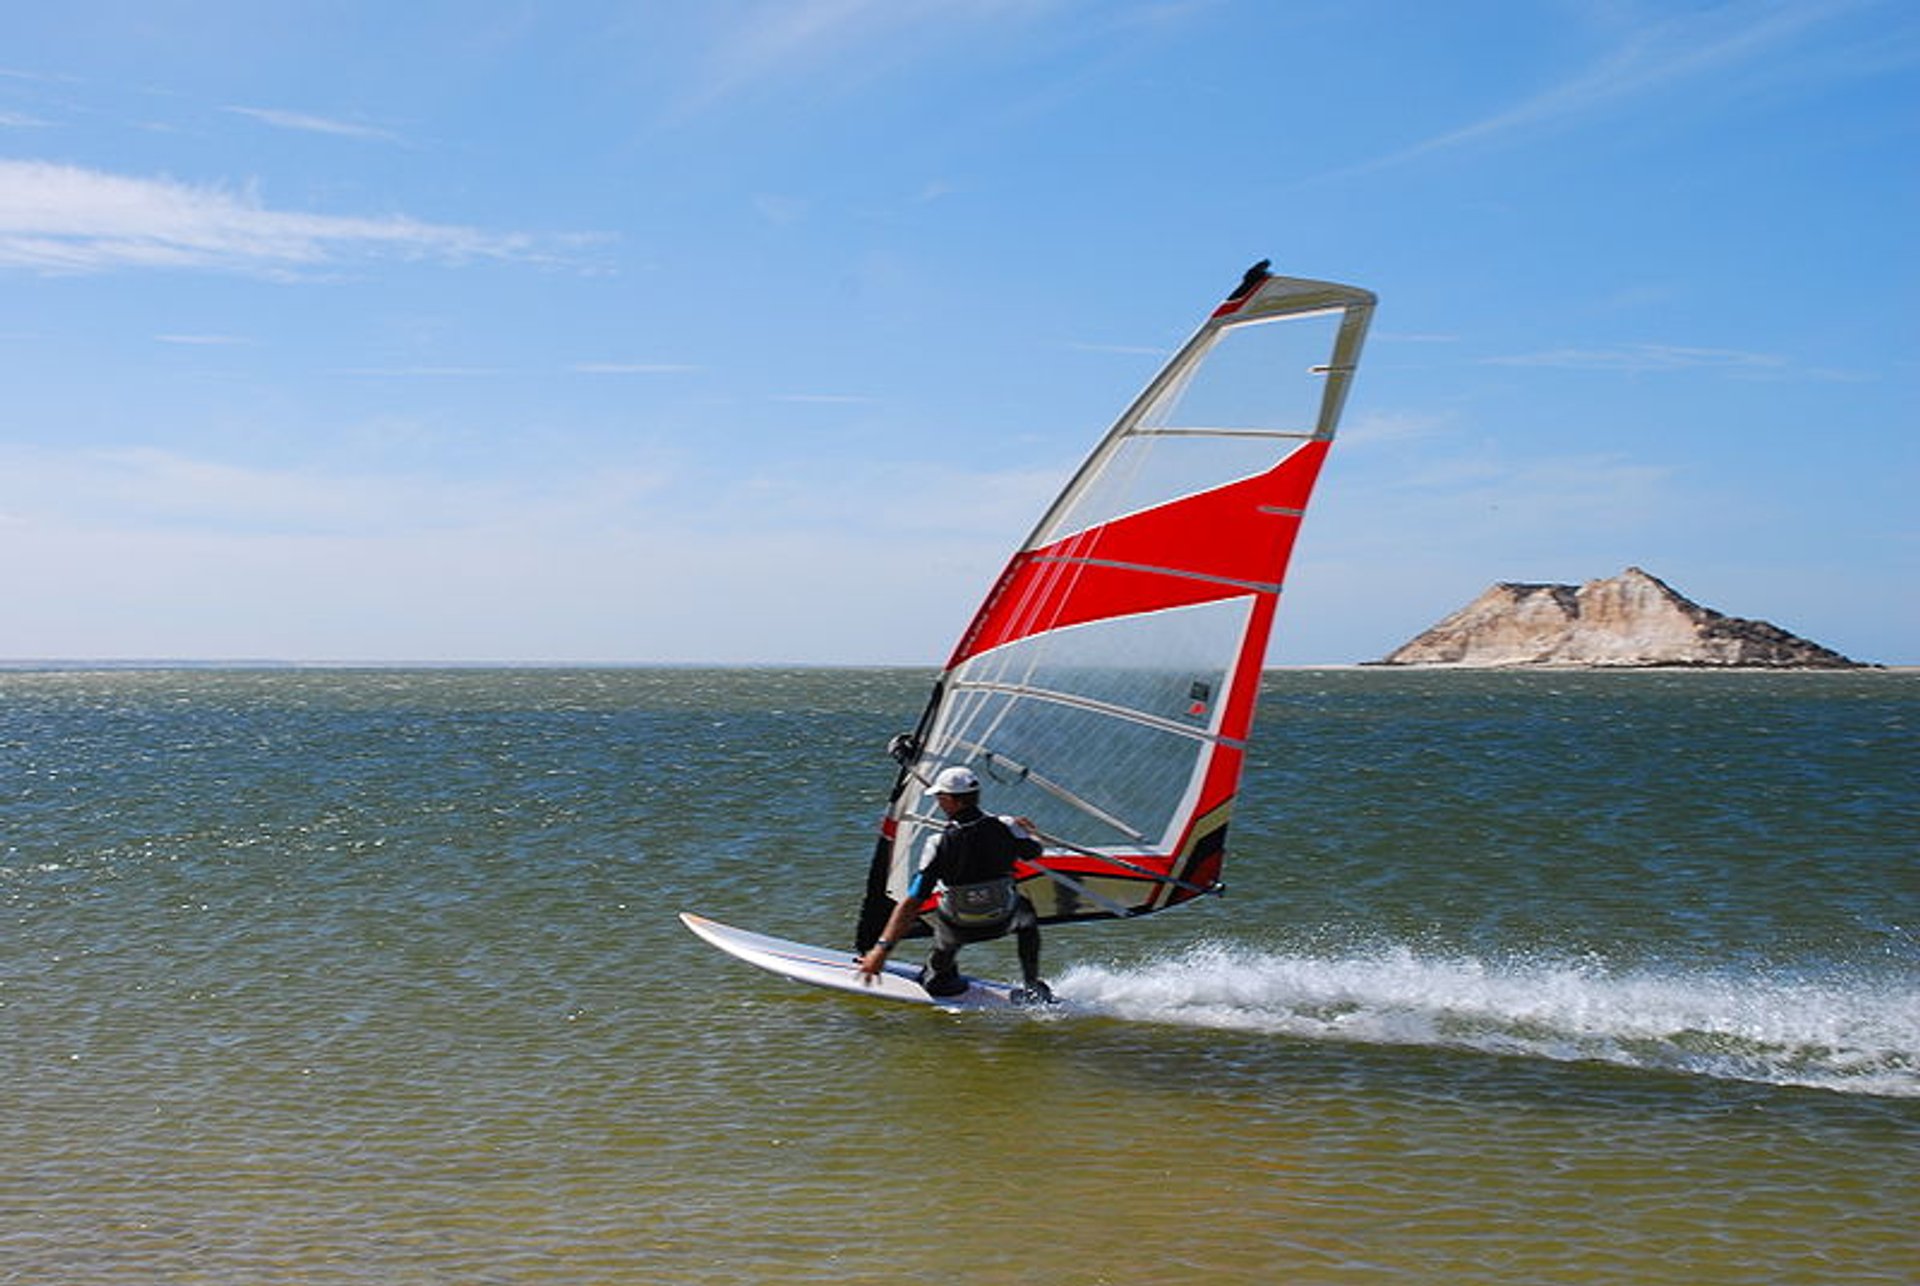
[{"left": 1225, "top": 259, "right": 1272, "bottom": 303}]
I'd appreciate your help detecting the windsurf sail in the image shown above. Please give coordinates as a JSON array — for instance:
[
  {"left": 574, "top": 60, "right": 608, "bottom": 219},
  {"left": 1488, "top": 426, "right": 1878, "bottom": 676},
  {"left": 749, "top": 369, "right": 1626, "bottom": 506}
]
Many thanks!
[{"left": 856, "top": 262, "right": 1374, "bottom": 949}]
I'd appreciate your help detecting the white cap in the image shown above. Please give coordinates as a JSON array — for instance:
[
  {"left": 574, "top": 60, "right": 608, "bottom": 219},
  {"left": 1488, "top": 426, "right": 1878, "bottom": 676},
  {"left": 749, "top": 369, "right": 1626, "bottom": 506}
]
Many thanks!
[{"left": 926, "top": 765, "right": 980, "bottom": 796}]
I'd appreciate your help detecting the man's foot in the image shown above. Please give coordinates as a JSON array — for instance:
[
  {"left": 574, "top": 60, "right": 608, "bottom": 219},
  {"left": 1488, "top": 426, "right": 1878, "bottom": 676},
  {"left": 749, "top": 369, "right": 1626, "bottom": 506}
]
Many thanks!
[
  {"left": 1010, "top": 979, "right": 1054, "bottom": 1006},
  {"left": 918, "top": 965, "right": 968, "bottom": 998}
]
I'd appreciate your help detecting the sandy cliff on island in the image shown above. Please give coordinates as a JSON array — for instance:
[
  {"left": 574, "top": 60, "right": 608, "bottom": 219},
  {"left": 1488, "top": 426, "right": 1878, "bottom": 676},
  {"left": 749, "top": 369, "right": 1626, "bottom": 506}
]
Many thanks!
[{"left": 1379, "top": 567, "right": 1863, "bottom": 668}]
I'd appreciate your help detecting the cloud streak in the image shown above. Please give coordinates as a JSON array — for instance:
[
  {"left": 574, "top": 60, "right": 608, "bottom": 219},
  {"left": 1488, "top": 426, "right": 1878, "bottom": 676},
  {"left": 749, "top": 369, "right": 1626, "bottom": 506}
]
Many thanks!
[
  {"left": 570, "top": 361, "right": 705, "bottom": 375},
  {"left": 155, "top": 333, "right": 252, "bottom": 346},
  {"left": 0, "top": 160, "right": 561, "bottom": 276},
  {"left": 672, "top": 0, "right": 912, "bottom": 116},
  {"left": 224, "top": 105, "right": 407, "bottom": 144},
  {"left": 1483, "top": 343, "right": 1788, "bottom": 374},
  {"left": 1329, "top": 1, "right": 1872, "bottom": 178},
  {"left": 667, "top": 0, "right": 1048, "bottom": 120}
]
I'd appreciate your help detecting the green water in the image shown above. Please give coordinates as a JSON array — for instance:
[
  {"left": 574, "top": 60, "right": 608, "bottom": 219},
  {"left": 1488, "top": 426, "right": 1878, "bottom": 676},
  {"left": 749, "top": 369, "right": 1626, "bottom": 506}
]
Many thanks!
[{"left": 1, "top": 668, "right": 1914, "bottom": 1283}]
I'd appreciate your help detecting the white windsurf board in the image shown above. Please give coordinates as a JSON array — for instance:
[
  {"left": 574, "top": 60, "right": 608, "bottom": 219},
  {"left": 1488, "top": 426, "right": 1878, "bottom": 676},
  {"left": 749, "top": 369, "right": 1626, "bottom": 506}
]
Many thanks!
[{"left": 679, "top": 911, "right": 1026, "bottom": 1010}]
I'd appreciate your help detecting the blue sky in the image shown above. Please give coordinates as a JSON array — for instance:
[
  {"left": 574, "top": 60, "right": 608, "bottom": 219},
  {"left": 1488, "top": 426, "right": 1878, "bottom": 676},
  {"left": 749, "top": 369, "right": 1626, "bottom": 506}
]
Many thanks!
[{"left": 2, "top": 1, "right": 1914, "bottom": 665}]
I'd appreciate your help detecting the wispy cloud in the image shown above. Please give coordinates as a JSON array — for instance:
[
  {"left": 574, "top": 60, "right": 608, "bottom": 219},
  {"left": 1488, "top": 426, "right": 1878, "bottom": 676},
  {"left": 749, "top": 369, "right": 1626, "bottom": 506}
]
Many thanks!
[
  {"left": 1374, "top": 331, "right": 1462, "bottom": 345},
  {"left": 0, "top": 68, "right": 79, "bottom": 85},
  {"left": 0, "top": 442, "right": 678, "bottom": 543},
  {"left": 674, "top": 0, "right": 908, "bottom": 116},
  {"left": 1330, "top": 1, "right": 1871, "bottom": 178},
  {"left": 570, "top": 361, "right": 704, "bottom": 375},
  {"left": 1341, "top": 409, "right": 1451, "bottom": 446},
  {"left": 155, "top": 333, "right": 252, "bottom": 346},
  {"left": 751, "top": 192, "right": 810, "bottom": 225},
  {"left": 224, "top": 105, "right": 407, "bottom": 145},
  {"left": 334, "top": 365, "right": 511, "bottom": 378},
  {"left": 0, "top": 444, "right": 464, "bottom": 536},
  {"left": 1485, "top": 342, "right": 1878, "bottom": 382},
  {"left": 1484, "top": 343, "right": 1789, "bottom": 374},
  {"left": 1065, "top": 340, "right": 1174, "bottom": 357},
  {"left": 327, "top": 361, "right": 705, "bottom": 378},
  {"left": 669, "top": 0, "right": 1046, "bottom": 120},
  {"left": 0, "top": 159, "right": 568, "bottom": 276}
]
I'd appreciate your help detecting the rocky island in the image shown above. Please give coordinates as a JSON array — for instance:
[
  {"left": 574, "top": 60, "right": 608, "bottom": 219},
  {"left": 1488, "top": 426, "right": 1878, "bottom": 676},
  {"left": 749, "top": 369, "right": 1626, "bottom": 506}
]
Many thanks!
[{"left": 1378, "top": 567, "right": 1863, "bottom": 668}]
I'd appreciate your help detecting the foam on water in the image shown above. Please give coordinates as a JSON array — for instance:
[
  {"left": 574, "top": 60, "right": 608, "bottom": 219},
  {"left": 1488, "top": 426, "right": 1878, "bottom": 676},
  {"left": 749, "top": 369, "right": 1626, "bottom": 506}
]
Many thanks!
[{"left": 1059, "top": 942, "right": 1920, "bottom": 1097}]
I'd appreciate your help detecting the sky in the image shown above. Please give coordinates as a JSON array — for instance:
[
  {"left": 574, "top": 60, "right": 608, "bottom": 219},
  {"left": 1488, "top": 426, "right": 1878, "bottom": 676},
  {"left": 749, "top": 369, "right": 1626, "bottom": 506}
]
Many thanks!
[{"left": 1, "top": 0, "right": 1914, "bottom": 666}]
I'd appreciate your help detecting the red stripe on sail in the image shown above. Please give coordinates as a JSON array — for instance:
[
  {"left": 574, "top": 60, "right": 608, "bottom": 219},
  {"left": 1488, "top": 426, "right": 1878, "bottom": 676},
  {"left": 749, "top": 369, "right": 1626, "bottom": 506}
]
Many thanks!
[{"left": 949, "top": 439, "right": 1329, "bottom": 667}]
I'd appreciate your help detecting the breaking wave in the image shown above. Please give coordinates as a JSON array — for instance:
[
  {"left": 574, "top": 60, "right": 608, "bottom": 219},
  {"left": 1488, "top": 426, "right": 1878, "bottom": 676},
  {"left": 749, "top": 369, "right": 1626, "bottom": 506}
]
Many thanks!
[{"left": 1059, "top": 943, "right": 1920, "bottom": 1098}]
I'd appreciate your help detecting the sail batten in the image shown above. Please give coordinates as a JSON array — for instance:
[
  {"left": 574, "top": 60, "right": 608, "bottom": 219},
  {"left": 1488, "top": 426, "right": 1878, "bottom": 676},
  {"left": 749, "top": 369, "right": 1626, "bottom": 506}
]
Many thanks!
[
  {"left": 948, "top": 678, "right": 1239, "bottom": 746},
  {"left": 1132, "top": 427, "right": 1318, "bottom": 440},
  {"left": 1025, "top": 554, "right": 1283, "bottom": 596},
  {"left": 854, "top": 263, "right": 1374, "bottom": 948}
]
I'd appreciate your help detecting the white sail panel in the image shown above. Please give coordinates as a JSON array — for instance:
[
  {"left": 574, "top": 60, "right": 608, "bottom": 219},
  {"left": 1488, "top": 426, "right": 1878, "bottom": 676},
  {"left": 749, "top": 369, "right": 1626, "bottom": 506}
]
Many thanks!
[
  {"left": 1032, "top": 307, "right": 1347, "bottom": 544},
  {"left": 889, "top": 596, "right": 1253, "bottom": 896}
]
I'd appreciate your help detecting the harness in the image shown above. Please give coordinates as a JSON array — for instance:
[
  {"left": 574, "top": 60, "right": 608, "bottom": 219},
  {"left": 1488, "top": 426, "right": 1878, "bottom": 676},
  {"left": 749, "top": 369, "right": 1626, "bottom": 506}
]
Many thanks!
[{"left": 937, "top": 877, "right": 1019, "bottom": 929}]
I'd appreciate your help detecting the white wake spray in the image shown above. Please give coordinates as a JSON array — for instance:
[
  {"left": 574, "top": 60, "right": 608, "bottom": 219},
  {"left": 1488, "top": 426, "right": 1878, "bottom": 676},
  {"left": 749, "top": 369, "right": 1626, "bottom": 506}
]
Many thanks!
[{"left": 1058, "top": 942, "right": 1920, "bottom": 1097}]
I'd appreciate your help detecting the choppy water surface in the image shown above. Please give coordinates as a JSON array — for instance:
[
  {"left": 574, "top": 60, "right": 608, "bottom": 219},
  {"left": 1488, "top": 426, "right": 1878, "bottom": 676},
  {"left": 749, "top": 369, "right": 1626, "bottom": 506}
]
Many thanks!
[{"left": 1, "top": 667, "right": 1914, "bottom": 1283}]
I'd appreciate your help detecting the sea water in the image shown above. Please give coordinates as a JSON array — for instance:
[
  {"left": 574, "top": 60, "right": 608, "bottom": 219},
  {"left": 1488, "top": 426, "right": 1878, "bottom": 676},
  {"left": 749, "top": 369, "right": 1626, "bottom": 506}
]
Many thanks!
[{"left": 0, "top": 667, "right": 1913, "bottom": 1284}]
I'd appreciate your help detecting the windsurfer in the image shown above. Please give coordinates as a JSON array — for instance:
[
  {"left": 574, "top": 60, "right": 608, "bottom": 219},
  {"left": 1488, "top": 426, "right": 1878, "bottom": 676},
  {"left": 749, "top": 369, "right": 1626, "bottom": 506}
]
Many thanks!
[{"left": 855, "top": 765, "right": 1053, "bottom": 1004}]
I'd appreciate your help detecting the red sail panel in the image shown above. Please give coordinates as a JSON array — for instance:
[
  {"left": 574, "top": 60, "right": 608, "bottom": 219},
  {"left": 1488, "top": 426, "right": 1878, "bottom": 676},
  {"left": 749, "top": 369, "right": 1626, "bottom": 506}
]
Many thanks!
[{"left": 950, "top": 440, "right": 1329, "bottom": 666}]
